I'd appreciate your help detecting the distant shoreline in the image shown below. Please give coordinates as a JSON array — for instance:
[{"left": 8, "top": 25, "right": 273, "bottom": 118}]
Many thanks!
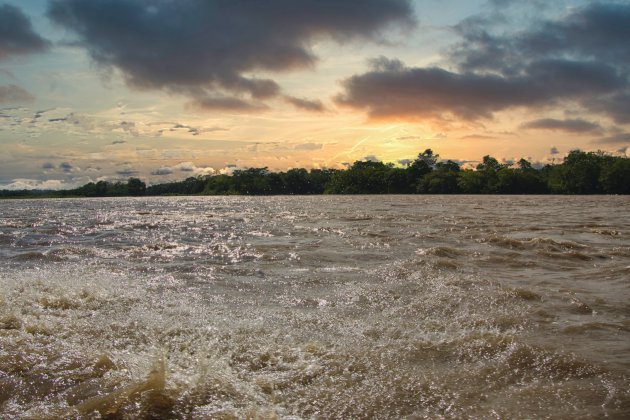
[
  {"left": 2, "top": 192, "right": 629, "bottom": 200},
  {"left": 2, "top": 149, "right": 629, "bottom": 198}
]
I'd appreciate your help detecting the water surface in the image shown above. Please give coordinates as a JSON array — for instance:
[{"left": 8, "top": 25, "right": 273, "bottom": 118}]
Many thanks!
[{"left": 1, "top": 195, "right": 629, "bottom": 418}]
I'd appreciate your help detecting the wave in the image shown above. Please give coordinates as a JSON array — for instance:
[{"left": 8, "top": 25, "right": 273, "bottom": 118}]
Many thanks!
[
  {"left": 415, "top": 246, "right": 466, "bottom": 259},
  {"left": 1, "top": 265, "right": 628, "bottom": 419},
  {"left": 1, "top": 196, "right": 629, "bottom": 418},
  {"left": 483, "top": 235, "right": 589, "bottom": 252},
  {"left": 10, "top": 250, "right": 65, "bottom": 262}
]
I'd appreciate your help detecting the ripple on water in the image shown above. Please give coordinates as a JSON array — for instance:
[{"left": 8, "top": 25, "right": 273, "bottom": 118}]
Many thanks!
[{"left": 0, "top": 195, "right": 629, "bottom": 418}]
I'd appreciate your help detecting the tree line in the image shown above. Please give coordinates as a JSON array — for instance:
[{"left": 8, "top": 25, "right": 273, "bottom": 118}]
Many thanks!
[{"left": 2, "top": 149, "right": 629, "bottom": 198}]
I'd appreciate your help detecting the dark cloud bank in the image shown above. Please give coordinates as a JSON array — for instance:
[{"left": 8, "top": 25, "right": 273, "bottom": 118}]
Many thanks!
[
  {"left": 520, "top": 118, "right": 602, "bottom": 134},
  {"left": 0, "top": 4, "right": 49, "bottom": 104},
  {"left": 336, "top": 2, "right": 630, "bottom": 127},
  {"left": 47, "top": 0, "right": 414, "bottom": 111},
  {"left": 0, "top": 4, "right": 49, "bottom": 60}
]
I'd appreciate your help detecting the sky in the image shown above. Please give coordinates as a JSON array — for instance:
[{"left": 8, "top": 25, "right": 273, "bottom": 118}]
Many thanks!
[{"left": 1, "top": 0, "right": 629, "bottom": 189}]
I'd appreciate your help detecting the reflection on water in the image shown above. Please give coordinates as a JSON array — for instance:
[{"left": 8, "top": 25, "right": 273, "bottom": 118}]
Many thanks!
[{"left": 1, "top": 195, "right": 629, "bottom": 418}]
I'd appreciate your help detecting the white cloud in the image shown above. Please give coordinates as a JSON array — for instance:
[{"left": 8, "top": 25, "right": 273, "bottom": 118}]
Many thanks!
[
  {"left": 218, "top": 164, "right": 242, "bottom": 175},
  {"left": 0, "top": 178, "right": 70, "bottom": 190},
  {"left": 151, "top": 162, "right": 215, "bottom": 176}
]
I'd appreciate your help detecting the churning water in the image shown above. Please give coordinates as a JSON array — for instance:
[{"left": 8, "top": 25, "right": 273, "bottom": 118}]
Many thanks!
[{"left": 0, "top": 195, "right": 629, "bottom": 419}]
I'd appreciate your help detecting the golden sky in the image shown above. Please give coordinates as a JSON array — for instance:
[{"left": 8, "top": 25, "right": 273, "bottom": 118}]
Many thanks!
[{"left": 1, "top": 0, "right": 628, "bottom": 189}]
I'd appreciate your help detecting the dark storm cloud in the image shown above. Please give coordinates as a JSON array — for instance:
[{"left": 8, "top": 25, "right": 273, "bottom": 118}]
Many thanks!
[
  {"left": 586, "top": 92, "right": 630, "bottom": 124},
  {"left": 521, "top": 118, "right": 602, "bottom": 133},
  {"left": 487, "top": 0, "right": 547, "bottom": 8},
  {"left": 451, "top": 2, "right": 630, "bottom": 74},
  {"left": 284, "top": 96, "right": 326, "bottom": 112},
  {"left": 595, "top": 133, "right": 630, "bottom": 145},
  {"left": 0, "top": 84, "right": 34, "bottom": 104},
  {"left": 48, "top": 0, "right": 414, "bottom": 105},
  {"left": 335, "top": 57, "right": 624, "bottom": 121},
  {"left": 337, "top": 3, "right": 630, "bottom": 123},
  {"left": 521, "top": 3, "right": 630, "bottom": 65},
  {"left": 0, "top": 4, "right": 49, "bottom": 60}
]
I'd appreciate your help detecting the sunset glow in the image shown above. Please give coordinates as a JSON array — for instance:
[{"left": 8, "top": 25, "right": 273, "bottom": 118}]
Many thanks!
[{"left": 1, "top": 0, "right": 628, "bottom": 189}]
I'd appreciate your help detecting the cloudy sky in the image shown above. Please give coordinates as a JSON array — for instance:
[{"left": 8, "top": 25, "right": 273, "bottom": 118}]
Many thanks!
[{"left": 1, "top": 0, "right": 628, "bottom": 189}]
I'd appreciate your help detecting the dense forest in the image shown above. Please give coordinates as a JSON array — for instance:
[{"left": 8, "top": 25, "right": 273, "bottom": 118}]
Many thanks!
[{"left": 2, "top": 149, "right": 630, "bottom": 198}]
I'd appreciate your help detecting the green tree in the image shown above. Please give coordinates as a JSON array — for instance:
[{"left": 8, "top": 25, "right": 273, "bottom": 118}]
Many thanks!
[
  {"left": 417, "top": 160, "right": 461, "bottom": 193},
  {"left": 457, "top": 170, "right": 485, "bottom": 193},
  {"left": 127, "top": 178, "right": 146, "bottom": 196},
  {"left": 600, "top": 158, "right": 630, "bottom": 194},
  {"left": 386, "top": 168, "right": 412, "bottom": 193},
  {"left": 232, "top": 168, "right": 272, "bottom": 195},
  {"left": 203, "top": 174, "right": 236, "bottom": 195},
  {"left": 408, "top": 149, "right": 437, "bottom": 189},
  {"left": 309, "top": 169, "right": 337, "bottom": 194},
  {"left": 549, "top": 150, "right": 611, "bottom": 194},
  {"left": 474, "top": 155, "right": 507, "bottom": 193},
  {"left": 94, "top": 180, "right": 108, "bottom": 196},
  {"left": 325, "top": 161, "right": 390, "bottom": 194},
  {"left": 284, "top": 168, "right": 311, "bottom": 194}
]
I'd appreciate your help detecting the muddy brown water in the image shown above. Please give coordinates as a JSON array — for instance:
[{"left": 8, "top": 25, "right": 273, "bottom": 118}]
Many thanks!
[{"left": 1, "top": 195, "right": 629, "bottom": 418}]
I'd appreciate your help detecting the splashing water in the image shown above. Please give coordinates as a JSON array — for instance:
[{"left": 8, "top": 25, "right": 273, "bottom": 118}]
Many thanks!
[{"left": 1, "top": 195, "right": 629, "bottom": 418}]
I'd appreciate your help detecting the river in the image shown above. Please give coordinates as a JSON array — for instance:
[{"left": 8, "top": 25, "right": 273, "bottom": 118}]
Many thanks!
[{"left": 1, "top": 195, "right": 629, "bottom": 418}]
